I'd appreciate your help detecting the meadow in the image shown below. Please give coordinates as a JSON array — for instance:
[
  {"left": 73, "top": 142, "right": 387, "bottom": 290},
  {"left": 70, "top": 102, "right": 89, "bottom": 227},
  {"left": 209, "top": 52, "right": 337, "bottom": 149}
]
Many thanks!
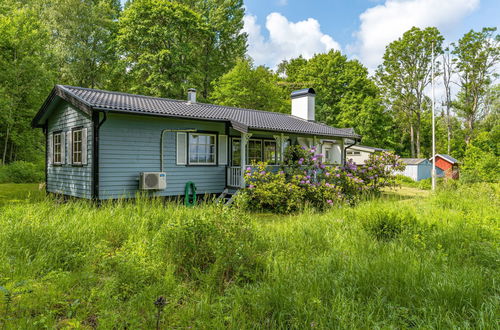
[{"left": 0, "top": 183, "right": 498, "bottom": 329}]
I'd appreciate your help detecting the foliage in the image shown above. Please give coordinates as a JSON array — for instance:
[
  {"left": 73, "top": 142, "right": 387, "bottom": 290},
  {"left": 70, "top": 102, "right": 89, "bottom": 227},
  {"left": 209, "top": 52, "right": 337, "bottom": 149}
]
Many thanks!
[
  {"left": 241, "top": 146, "right": 405, "bottom": 213},
  {"left": 452, "top": 27, "right": 500, "bottom": 144},
  {"left": 162, "top": 205, "right": 265, "bottom": 287},
  {"left": 118, "top": 0, "right": 207, "bottom": 99},
  {"left": 461, "top": 145, "right": 500, "bottom": 183},
  {"left": 0, "top": 161, "right": 44, "bottom": 183},
  {"left": 211, "top": 59, "right": 288, "bottom": 112},
  {"left": 0, "top": 183, "right": 498, "bottom": 328},
  {"left": 279, "top": 50, "right": 394, "bottom": 147},
  {"left": 376, "top": 27, "right": 444, "bottom": 158}
]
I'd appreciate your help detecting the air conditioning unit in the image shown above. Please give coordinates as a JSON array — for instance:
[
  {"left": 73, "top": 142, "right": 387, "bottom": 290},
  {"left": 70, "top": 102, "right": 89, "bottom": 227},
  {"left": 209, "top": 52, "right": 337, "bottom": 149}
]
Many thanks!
[{"left": 139, "top": 172, "right": 167, "bottom": 190}]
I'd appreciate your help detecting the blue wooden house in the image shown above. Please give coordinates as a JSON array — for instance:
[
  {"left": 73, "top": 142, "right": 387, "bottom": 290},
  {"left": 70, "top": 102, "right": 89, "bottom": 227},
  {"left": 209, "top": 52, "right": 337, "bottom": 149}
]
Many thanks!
[{"left": 32, "top": 85, "right": 360, "bottom": 200}]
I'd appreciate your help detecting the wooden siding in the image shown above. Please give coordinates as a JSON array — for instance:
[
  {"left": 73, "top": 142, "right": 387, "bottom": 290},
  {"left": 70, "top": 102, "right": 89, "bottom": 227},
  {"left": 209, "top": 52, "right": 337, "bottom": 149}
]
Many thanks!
[
  {"left": 47, "top": 102, "right": 93, "bottom": 198},
  {"left": 98, "top": 113, "right": 227, "bottom": 199}
]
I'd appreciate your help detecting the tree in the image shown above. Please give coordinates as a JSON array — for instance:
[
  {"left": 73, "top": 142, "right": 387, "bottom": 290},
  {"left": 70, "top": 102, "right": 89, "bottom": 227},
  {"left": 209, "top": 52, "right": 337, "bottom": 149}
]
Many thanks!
[
  {"left": 442, "top": 46, "right": 454, "bottom": 154},
  {"left": 279, "top": 51, "right": 394, "bottom": 147},
  {"left": 376, "top": 27, "right": 444, "bottom": 157},
  {"left": 118, "top": 0, "right": 207, "bottom": 99},
  {"left": 178, "top": 0, "right": 247, "bottom": 101},
  {"left": 42, "top": 0, "right": 121, "bottom": 88},
  {"left": 452, "top": 27, "right": 500, "bottom": 144},
  {"left": 211, "top": 58, "right": 287, "bottom": 112},
  {"left": 0, "top": 2, "right": 55, "bottom": 164}
]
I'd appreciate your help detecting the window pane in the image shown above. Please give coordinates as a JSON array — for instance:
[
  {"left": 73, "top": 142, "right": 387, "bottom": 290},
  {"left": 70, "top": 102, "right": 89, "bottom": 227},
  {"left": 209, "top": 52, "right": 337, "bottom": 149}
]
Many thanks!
[
  {"left": 189, "top": 133, "right": 216, "bottom": 164},
  {"left": 232, "top": 139, "right": 241, "bottom": 166},
  {"left": 248, "top": 140, "right": 262, "bottom": 163},
  {"left": 264, "top": 141, "right": 277, "bottom": 165}
]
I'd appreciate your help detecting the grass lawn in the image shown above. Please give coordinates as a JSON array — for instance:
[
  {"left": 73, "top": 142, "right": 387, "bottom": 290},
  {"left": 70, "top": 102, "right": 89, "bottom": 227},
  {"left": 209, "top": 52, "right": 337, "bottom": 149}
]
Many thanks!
[
  {"left": 0, "top": 183, "right": 498, "bottom": 328},
  {"left": 0, "top": 183, "right": 44, "bottom": 206}
]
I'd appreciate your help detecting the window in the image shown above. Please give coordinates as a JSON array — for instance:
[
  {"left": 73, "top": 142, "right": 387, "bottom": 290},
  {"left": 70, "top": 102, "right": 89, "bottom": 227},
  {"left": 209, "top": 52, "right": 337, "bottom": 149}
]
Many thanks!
[
  {"left": 231, "top": 138, "right": 277, "bottom": 166},
  {"left": 53, "top": 132, "right": 62, "bottom": 164},
  {"left": 347, "top": 150, "right": 361, "bottom": 156},
  {"left": 72, "top": 128, "right": 84, "bottom": 164},
  {"left": 231, "top": 138, "right": 241, "bottom": 166},
  {"left": 248, "top": 140, "right": 262, "bottom": 163},
  {"left": 189, "top": 133, "right": 216, "bottom": 164},
  {"left": 264, "top": 141, "right": 277, "bottom": 164}
]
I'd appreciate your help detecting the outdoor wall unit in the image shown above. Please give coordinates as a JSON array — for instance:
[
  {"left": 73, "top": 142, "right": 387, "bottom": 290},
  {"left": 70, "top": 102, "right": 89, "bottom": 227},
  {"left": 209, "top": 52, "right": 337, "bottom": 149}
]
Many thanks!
[{"left": 139, "top": 172, "right": 167, "bottom": 190}]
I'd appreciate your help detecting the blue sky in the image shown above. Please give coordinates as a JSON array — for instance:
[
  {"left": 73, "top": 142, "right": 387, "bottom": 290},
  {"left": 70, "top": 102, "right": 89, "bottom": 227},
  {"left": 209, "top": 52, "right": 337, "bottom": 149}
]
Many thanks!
[
  {"left": 119, "top": 0, "right": 498, "bottom": 70},
  {"left": 243, "top": 0, "right": 499, "bottom": 69}
]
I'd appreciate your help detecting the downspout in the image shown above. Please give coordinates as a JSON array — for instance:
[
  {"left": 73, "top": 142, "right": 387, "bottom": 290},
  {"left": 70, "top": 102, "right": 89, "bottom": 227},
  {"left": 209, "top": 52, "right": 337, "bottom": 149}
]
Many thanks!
[
  {"left": 43, "top": 123, "right": 48, "bottom": 195},
  {"left": 93, "top": 111, "right": 107, "bottom": 200},
  {"left": 160, "top": 128, "right": 196, "bottom": 172},
  {"left": 343, "top": 138, "right": 359, "bottom": 166}
]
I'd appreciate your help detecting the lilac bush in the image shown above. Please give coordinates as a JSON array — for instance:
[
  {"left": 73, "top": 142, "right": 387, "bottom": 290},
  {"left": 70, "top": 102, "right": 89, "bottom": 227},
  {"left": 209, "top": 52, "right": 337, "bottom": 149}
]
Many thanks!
[{"left": 241, "top": 146, "right": 405, "bottom": 213}]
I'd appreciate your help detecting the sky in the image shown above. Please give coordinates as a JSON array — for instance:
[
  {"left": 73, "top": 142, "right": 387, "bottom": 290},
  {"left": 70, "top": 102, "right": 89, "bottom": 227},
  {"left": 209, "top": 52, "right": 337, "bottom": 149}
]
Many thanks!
[{"left": 243, "top": 0, "right": 499, "bottom": 70}]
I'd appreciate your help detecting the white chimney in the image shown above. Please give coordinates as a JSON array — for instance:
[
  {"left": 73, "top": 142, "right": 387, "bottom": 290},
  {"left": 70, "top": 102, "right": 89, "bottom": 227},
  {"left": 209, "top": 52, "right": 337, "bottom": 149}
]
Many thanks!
[
  {"left": 187, "top": 88, "right": 196, "bottom": 103},
  {"left": 291, "top": 88, "right": 315, "bottom": 121}
]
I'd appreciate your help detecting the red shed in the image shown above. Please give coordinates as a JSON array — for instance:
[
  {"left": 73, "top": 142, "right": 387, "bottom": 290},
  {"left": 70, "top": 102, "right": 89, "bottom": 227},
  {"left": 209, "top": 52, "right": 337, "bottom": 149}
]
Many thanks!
[{"left": 430, "top": 154, "right": 460, "bottom": 180}]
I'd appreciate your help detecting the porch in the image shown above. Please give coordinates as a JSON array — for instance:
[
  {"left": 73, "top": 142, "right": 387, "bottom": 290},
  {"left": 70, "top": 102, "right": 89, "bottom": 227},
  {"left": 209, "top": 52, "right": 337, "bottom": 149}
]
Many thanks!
[{"left": 224, "top": 131, "right": 345, "bottom": 188}]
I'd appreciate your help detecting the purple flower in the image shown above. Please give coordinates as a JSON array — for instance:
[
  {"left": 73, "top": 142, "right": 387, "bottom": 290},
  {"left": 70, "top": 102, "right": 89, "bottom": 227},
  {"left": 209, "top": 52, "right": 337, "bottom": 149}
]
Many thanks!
[
  {"left": 300, "top": 180, "right": 305, "bottom": 184},
  {"left": 298, "top": 158, "right": 304, "bottom": 165},
  {"left": 327, "top": 199, "right": 333, "bottom": 204},
  {"left": 248, "top": 184, "right": 255, "bottom": 189},
  {"left": 320, "top": 164, "right": 326, "bottom": 169},
  {"left": 246, "top": 167, "right": 252, "bottom": 171},
  {"left": 368, "top": 167, "right": 373, "bottom": 170},
  {"left": 325, "top": 172, "right": 331, "bottom": 176},
  {"left": 335, "top": 173, "right": 341, "bottom": 178},
  {"left": 311, "top": 157, "right": 317, "bottom": 161},
  {"left": 369, "top": 176, "right": 374, "bottom": 180},
  {"left": 260, "top": 171, "right": 266, "bottom": 175},
  {"left": 306, "top": 175, "right": 311, "bottom": 179},
  {"left": 246, "top": 173, "right": 251, "bottom": 176}
]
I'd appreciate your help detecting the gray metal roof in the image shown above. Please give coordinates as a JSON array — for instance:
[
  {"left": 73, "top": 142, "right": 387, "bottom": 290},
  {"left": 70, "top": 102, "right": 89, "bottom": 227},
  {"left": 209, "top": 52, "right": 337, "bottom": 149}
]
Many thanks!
[
  {"left": 400, "top": 158, "right": 429, "bottom": 165},
  {"left": 33, "top": 85, "right": 360, "bottom": 139}
]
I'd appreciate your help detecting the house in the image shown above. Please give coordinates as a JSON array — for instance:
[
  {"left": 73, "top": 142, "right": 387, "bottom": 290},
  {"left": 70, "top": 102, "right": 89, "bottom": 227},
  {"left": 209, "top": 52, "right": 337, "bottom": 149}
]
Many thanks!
[
  {"left": 32, "top": 86, "right": 360, "bottom": 200},
  {"left": 345, "top": 145, "right": 389, "bottom": 164},
  {"left": 396, "top": 158, "right": 432, "bottom": 181},
  {"left": 430, "top": 154, "right": 460, "bottom": 179}
]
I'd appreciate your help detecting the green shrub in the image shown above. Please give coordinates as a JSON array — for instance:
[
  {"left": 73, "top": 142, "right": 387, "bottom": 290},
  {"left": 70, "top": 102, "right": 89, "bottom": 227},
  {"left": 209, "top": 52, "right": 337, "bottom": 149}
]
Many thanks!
[
  {"left": 0, "top": 161, "right": 44, "bottom": 183},
  {"left": 461, "top": 145, "right": 499, "bottom": 183},
  {"left": 358, "top": 206, "right": 417, "bottom": 241},
  {"left": 161, "top": 205, "right": 265, "bottom": 288}
]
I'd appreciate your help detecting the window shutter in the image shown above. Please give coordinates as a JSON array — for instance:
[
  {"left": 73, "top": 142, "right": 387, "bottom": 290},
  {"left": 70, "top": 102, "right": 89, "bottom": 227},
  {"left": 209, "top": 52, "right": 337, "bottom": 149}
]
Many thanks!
[
  {"left": 81, "top": 127, "right": 88, "bottom": 165},
  {"left": 218, "top": 135, "right": 228, "bottom": 165},
  {"left": 48, "top": 133, "right": 53, "bottom": 165},
  {"left": 60, "top": 132, "right": 66, "bottom": 164},
  {"left": 176, "top": 132, "right": 187, "bottom": 165},
  {"left": 67, "top": 131, "right": 72, "bottom": 165}
]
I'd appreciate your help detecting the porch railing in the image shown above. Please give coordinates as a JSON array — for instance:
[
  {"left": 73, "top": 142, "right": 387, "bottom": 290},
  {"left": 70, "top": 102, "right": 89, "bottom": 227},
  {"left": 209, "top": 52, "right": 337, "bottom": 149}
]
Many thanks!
[{"left": 227, "top": 166, "right": 242, "bottom": 187}]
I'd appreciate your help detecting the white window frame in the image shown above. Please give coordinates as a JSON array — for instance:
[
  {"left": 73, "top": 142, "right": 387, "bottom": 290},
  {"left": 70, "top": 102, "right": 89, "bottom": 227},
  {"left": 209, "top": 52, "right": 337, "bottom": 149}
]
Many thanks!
[
  {"left": 188, "top": 133, "right": 217, "bottom": 165},
  {"left": 72, "top": 128, "right": 84, "bottom": 165},
  {"left": 52, "top": 132, "right": 63, "bottom": 165}
]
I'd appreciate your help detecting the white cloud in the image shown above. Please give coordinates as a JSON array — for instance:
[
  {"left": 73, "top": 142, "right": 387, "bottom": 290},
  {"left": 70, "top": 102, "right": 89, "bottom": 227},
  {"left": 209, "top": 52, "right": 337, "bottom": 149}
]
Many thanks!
[
  {"left": 243, "top": 13, "right": 341, "bottom": 69},
  {"left": 352, "top": 0, "right": 480, "bottom": 70}
]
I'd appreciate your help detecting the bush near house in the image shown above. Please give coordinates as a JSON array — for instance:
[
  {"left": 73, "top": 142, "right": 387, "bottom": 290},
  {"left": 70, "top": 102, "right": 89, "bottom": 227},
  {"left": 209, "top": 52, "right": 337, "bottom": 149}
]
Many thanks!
[
  {"left": 0, "top": 161, "right": 44, "bottom": 183},
  {"left": 241, "top": 146, "right": 405, "bottom": 213}
]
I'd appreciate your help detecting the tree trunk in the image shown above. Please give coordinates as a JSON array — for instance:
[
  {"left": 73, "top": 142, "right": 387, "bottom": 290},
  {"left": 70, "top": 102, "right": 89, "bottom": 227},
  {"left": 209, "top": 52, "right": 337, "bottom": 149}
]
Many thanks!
[
  {"left": 410, "top": 124, "right": 415, "bottom": 158},
  {"left": 447, "top": 128, "right": 451, "bottom": 154},
  {"left": 2, "top": 126, "right": 10, "bottom": 165}
]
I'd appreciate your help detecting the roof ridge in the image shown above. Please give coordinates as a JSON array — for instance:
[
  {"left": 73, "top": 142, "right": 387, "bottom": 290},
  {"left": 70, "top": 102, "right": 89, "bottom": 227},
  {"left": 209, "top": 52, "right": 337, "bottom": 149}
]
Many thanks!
[
  {"left": 62, "top": 85, "right": 287, "bottom": 115},
  {"left": 61, "top": 85, "right": 357, "bottom": 130}
]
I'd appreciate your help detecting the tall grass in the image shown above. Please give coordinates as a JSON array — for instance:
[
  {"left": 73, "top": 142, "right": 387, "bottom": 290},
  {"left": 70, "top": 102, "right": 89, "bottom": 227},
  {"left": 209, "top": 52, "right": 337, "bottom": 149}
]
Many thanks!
[{"left": 0, "top": 184, "right": 498, "bottom": 328}]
